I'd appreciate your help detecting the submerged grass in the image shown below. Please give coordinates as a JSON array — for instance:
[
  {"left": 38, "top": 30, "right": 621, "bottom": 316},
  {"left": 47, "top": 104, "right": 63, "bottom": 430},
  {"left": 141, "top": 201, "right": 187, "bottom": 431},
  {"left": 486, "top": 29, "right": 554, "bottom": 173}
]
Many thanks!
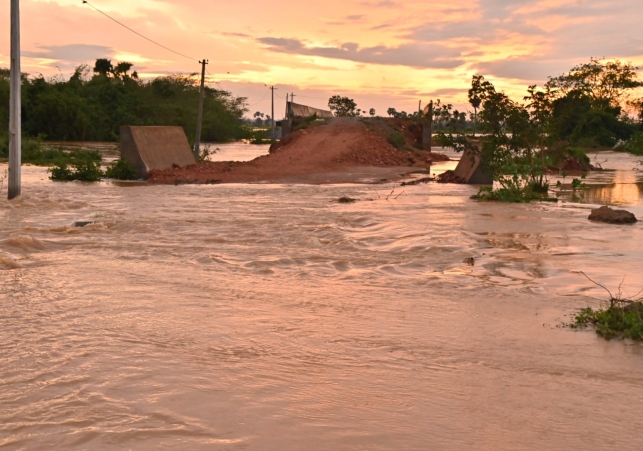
[
  {"left": 0, "top": 134, "right": 102, "bottom": 166},
  {"left": 475, "top": 185, "right": 558, "bottom": 203}
]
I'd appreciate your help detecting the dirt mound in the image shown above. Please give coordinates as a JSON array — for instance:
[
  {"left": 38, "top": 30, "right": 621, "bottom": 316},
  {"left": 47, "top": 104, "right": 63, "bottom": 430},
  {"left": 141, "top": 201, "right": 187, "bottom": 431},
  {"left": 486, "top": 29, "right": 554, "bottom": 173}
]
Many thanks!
[{"left": 148, "top": 118, "right": 449, "bottom": 184}]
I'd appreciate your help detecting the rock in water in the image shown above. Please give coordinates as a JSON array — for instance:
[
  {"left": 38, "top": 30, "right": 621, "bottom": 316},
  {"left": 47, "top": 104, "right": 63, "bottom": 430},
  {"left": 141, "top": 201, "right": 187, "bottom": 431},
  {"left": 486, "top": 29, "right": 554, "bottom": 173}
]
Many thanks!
[{"left": 588, "top": 206, "right": 638, "bottom": 224}]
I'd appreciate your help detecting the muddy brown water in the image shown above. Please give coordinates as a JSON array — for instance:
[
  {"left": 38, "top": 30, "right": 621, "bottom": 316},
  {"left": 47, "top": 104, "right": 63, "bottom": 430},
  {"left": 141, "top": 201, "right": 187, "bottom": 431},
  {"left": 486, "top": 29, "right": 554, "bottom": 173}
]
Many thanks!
[{"left": 1, "top": 149, "right": 643, "bottom": 450}]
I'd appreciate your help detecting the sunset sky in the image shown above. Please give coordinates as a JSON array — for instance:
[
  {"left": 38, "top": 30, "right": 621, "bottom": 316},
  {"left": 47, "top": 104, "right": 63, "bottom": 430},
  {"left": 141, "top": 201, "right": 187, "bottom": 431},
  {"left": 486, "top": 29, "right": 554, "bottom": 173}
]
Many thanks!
[{"left": 1, "top": 0, "right": 642, "bottom": 117}]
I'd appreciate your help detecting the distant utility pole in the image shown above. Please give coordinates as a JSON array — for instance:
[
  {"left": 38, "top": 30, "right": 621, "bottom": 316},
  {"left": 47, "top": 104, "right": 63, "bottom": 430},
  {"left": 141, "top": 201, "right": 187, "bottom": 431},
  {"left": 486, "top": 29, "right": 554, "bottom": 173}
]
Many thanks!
[
  {"left": 270, "top": 86, "right": 277, "bottom": 141},
  {"left": 8, "top": 0, "right": 21, "bottom": 200},
  {"left": 418, "top": 100, "right": 422, "bottom": 117},
  {"left": 290, "top": 93, "right": 296, "bottom": 103},
  {"left": 194, "top": 59, "right": 208, "bottom": 158}
]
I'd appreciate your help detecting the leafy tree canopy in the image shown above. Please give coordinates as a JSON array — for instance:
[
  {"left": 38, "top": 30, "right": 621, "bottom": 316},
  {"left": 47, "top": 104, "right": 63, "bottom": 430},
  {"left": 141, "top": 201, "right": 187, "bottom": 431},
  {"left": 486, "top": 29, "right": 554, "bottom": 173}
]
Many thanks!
[
  {"left": 0, "top": 59, "right": 249, "bottom": 143},
  {"left": 328, "top": 95, "right": 358, "bottom": 117},
  {"left": 546, "top": 57, "right": 642, "bottom": 109}
]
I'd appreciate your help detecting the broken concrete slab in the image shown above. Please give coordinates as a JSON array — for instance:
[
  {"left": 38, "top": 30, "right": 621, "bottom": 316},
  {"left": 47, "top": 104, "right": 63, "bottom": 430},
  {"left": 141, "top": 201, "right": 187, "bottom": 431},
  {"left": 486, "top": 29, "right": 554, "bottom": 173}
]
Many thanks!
[
  {"left": 120, "top": 126, "right": 196, "bottom": 179},
  {"left": 453, "top": 148, "right": 493, "bottom": 184}
]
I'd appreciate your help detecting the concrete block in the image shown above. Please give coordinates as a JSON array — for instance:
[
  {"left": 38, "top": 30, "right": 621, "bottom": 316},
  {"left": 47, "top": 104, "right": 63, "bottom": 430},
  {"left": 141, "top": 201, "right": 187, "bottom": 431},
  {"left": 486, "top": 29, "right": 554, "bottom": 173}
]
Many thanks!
[
  {"left": 120, "top": 126, "right": 196, "bottom": 178},
  {"left": 421, "top": 122, "right": 432, "bottom": 150},
  {"left": 281, "top": 119, "right": 291, "bottom": 138},
  {"left": 453, "top": 148, "right": 493, "bottom": 184}
]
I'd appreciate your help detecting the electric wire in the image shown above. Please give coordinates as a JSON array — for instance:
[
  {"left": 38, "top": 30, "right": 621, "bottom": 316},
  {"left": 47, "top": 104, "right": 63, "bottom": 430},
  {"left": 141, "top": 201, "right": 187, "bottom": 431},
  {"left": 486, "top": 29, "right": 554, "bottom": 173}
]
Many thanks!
[
  {"left": 82, "top": 1, "right": 281, "bottom": 113},
  {"left": 82, "top": 1, "right": 198, "bottom": 63},
  {"left": 84, "top": 3, "right": 234, "bottom": 93},
  {"left": 246, "top": 89, "right": 271, "bottom": 107}
]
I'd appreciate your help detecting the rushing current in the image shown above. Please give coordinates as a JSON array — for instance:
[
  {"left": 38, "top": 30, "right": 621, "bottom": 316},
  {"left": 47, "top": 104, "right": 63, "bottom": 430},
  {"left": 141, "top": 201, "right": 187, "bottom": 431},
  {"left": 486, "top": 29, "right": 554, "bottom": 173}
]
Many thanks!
[{"left": 1, "top": 146, "right": 643, "bottom": 450}]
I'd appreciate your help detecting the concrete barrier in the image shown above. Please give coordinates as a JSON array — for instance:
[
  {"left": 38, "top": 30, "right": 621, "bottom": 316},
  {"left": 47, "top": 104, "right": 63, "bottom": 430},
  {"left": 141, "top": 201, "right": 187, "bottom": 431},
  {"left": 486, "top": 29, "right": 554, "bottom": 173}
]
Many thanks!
[
  {"left": 421, "top": 122, "right": 432, "bottom": 150},
  {"left": 453, "top": 148, "right": 493, "bottom": 184},
  {"left": 120, "top": 126, "right": 196, "bottom": 178}
]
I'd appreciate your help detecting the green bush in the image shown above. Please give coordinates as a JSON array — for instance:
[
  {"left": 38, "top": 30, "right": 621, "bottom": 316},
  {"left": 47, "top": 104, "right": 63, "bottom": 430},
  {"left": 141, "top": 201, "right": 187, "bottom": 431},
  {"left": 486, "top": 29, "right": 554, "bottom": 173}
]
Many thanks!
[
  {"left": 573, "top": 304, "right": 643, "bottom": 340},
  {"left": 0, "top": 133, "right": 103, "bottom": 167},
  {"left": 615, "top": 131, "right": 643, "bottom": 155},
  {"left": 387, "top": 131, "right": 406, "bottom": 149},
  {"left": 49, "top": 160, "right": 103, "bottom": 182},
  {"left": 105, "top": 158, "right": 137, "bottom": 179}
]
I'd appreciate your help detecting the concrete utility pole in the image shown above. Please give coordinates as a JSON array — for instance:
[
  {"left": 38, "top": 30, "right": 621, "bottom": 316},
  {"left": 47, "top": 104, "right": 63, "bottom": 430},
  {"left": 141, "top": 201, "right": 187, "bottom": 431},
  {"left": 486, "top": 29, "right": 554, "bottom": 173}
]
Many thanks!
[
  {"left": 270, "top": 86, "right": 277, "bottom": 141},
  {"left": 8, "top": 0, "right": 21, "bottom": 200},
  {"left": 422, "top": 100, "right": 434, "bottom": 151},
  {"left": 194, "top": 59, "right": 208, "bottom": 158}
]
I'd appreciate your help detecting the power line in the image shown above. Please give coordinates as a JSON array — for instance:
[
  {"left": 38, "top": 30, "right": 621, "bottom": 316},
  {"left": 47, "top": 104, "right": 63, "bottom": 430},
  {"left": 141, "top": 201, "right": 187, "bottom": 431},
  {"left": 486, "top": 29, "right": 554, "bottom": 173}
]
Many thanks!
[
  {"left": 82, "top": 1, "right": 198, "bottom": 63},
  {"left": 205, "top": 69, "right": 226, "bottom": 90},
  {"left": 246, "top": 89, "right": 271, "bottom": 107}
]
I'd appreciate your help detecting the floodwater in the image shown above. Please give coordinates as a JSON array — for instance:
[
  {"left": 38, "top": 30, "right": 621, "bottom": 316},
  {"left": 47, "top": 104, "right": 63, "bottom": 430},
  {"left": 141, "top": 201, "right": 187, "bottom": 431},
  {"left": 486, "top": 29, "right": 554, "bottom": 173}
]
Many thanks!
[
  {"left": 202, "top": 141, "right": 271, "bottom": 162},
  {"left": 1, "top": 150, "right": 643, "bottom": 450}
]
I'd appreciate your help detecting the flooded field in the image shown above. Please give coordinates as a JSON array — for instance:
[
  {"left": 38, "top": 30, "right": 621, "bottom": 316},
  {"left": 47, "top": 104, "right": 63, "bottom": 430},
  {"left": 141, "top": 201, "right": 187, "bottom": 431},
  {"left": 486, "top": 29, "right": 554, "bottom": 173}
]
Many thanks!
[{"left": 1, "top": 150, "right": 642, "bottom": 450}]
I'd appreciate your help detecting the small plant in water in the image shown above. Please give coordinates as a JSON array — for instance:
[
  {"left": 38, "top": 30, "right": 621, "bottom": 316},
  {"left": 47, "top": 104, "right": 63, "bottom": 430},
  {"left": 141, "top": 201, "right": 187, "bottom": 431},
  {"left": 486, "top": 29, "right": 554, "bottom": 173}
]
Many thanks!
[
  {"left": 49, "top": 160, "right": 103, "bottom": 182},
  {"left": 569, "top": 272, "right": 643, "bottom": 340},
  {"left": 337, "top": 196, "right": 357, "bottom": 203},
  {"left": 105, "top": 159, "right": 137, "bottom": 180},
  {"left": 197, "top": 144, "right": 216, "bottom": 163}
]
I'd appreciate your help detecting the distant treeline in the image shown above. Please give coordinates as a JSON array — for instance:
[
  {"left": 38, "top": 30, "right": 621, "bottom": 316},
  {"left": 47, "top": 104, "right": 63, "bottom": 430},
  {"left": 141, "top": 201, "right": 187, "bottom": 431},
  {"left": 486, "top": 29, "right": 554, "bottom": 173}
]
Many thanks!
[{"left": 0, "top": 59, "right": 249, "bottom": 143}]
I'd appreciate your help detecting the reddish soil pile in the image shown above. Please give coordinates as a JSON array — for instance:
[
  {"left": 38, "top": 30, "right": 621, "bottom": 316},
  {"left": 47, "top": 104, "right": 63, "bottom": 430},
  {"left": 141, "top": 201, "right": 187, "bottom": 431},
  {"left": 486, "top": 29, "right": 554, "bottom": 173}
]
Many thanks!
[{"left": 148, "top": 118, "right": 449, "bottom": 184}]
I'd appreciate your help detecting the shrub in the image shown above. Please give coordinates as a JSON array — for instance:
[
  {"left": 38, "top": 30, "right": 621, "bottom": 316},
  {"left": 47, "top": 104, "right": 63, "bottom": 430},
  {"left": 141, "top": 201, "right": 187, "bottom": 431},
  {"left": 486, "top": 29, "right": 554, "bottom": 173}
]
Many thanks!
[
  {"left": 569, "top": 272, "right": 643, "bottom": 340},
  {"left": 48, "top": 164, "right": 75, "bottom": 181},
  {"left": 387, "top": 131, "right": 406, "bottom": 149},
  {"left": 49, "top": 160, "right": 103, "bottom": 182},
  {"left": 105, "top": 158, "right": 137, "bottom": 179},
  {"left": 615, "top": 131, "right": 643, "bottom": 155}
]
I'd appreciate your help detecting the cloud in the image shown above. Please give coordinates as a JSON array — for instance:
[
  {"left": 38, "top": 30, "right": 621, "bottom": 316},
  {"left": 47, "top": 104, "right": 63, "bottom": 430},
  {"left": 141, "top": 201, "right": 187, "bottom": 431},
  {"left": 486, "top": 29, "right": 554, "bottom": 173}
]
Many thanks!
[
  {"left": 257, "top": 37, "right": 464, "bottom": 69},
  {"left": 360, "top": 0, "right": 398, "bottom": 7},
  {"left": 472, "top": 58, "right": 572, "bottom": 82},
  {"left": 23, "top": 44, "right": 113, "bottom": 62},
  {"left": 221, "top": 32, "right": 251, "bottom": 38}
]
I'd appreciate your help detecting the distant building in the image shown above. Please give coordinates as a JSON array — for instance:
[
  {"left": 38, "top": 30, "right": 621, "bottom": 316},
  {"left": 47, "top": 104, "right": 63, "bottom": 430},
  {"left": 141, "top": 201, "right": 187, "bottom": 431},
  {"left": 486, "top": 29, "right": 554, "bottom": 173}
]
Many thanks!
[{"left": 278, "top": 102, "right": 334, "bottom": 138}]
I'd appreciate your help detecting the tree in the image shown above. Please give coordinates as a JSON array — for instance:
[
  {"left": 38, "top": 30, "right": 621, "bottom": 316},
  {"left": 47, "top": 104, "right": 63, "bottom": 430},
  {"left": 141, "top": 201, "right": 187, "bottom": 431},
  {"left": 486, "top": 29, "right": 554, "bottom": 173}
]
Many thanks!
[
  {"left": 369, "top": 108, "right": 376, "bottom": 117},
  {"left": 627, "top": 98, "right": 643, "bottom": 123},
  {"left": 524, "top": 84, "right": 556, "bottom": 166},
  {"left": 387, "top": 107, "right": 397, "bottom": 117},
  {"left": 1, "top": 59, "right": 250, "bottom": 143},
  {"left": 93, "top": 58, "right": 114, "bottom": 77},
  {"left": 328, "top": 95, "right": 358, "bottom": 117},
  {"left": 468, "top": 75, "right": 484, "bottom": 136},
  {"left": 546, "top": 57, "right": 642, "bottom": 109},
  {"left": 437, "top": 77, "right": 550, "bottom": 201},
  {"left": 113, "top": 62, "right": 134, "bottom": 79}
]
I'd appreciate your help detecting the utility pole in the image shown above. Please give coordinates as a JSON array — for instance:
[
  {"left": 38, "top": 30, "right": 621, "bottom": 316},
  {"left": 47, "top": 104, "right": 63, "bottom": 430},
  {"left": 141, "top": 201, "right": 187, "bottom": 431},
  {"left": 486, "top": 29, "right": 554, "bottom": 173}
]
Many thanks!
[
  {"left": 8, "top": 0, "right": 21, "bottom": 200},
  {"left": 194, "top": 59, "right": 208, "bottom": 158},
  {"left": 418, "top": 100, "right": 422, "bottom": 118},
  {"left": 270, "top": 86, "right": 277, "bottom": 141},
  {"left": 290, "top": 93, "right": 296, "bottom": 103}
]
